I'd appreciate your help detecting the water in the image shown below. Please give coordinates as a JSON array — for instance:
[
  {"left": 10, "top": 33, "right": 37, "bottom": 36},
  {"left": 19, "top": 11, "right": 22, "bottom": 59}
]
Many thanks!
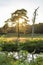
[{"left": 0, "top": 52, "right": 43, "bottom": 62}]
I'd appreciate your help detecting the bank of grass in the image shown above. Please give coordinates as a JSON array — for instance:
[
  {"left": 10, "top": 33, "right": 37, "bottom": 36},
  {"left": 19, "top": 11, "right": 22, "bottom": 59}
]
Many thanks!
[
  {"left": 0, "top": 34, "right": 43, "bottom": 42},
  {"left": 0, "top": 34, "right": 43, "bottom": 65},
  {"left": 0, "top": 37, "right": 43, "bottom": 53}
]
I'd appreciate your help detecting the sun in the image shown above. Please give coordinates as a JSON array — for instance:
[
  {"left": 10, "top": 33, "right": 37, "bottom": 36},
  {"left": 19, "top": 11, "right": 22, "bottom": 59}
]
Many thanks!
[{"left": 19, "top": 18, "right": 24, "bottom": 24}]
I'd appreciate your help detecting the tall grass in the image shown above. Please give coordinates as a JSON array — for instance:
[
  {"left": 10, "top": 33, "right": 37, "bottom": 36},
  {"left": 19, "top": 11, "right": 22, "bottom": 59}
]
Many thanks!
[{"left": 0, "top": 38, "right": 43, "bottom": 53}]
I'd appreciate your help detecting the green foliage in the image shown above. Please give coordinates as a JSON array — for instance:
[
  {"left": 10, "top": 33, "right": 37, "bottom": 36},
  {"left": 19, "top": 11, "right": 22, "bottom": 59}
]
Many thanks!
[
  {"left": 35, "top": 57, "right": 43, "bottom": 65},
  {"left": 0, "top": 52, "right": 43, "bottom": 65},
  {"left": 13, "top": 60, "right": 30, "bottom": 65},
  {"left": 0, "top": 39, "right": 43, "bottom": 53},
  {"left": 29, "top": 57, "right": 43, "bottom": 65},
  {"left": 0, "top": 53, "right": 14, "bottom": 65}
]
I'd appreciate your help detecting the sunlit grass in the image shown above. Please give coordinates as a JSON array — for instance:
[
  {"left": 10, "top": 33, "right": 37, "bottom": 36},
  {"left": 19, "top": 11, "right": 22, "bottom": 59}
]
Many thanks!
[
  {"left": 0, "top": 33, "right": 43, "bottom": 42},
  {"left": 0, "top": 36, "right": 43, "bottom": 42}
]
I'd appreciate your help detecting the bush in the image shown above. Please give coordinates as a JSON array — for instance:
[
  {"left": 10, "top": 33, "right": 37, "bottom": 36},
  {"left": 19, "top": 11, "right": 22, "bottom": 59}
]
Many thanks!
[
  {"left": 0, "top": 39, "right": 43, "bottom": 53},
  {"left": 0, "top": 52, "right": 14, "bottom": 65}
]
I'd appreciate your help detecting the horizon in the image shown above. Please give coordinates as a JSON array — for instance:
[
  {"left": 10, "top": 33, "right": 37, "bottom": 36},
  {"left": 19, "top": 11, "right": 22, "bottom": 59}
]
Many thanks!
[{"left": 0, "top": 0, "right": 43, "bottom": 27}]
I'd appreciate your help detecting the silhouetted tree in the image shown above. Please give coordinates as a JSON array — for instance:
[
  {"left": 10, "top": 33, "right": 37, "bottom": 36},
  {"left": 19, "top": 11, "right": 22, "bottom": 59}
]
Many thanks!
[{"left": 11, "top": 9, "right": 29, "bottom": 38}]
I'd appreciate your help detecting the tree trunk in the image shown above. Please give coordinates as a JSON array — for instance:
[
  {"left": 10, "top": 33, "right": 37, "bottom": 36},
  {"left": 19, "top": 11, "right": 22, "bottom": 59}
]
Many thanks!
[{"left": 32, "top": 23, "right": 34, "bottom": 38}]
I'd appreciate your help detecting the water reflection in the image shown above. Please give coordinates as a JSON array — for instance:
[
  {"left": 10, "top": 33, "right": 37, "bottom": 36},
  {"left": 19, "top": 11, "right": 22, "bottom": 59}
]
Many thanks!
[{"left": 0, "top": 52, "right": 43, "bottom": 62}]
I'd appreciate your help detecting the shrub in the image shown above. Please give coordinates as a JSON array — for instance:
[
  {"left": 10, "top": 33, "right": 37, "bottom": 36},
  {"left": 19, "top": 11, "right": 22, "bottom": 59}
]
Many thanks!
[{"left": 0, "top": 39, "right": 43, "bottom": 53}]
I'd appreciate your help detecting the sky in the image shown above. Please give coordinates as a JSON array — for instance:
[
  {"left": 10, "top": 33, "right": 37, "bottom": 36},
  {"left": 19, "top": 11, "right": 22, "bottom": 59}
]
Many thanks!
[{"left": 0, "top": 0, "right": 43, "bottom": 27}]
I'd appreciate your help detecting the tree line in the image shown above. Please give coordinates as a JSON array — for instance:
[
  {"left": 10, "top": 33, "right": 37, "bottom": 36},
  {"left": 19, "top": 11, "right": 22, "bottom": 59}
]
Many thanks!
[
  {"left": 0, "top": 23, "right": 43, "bottom": 34},
  {"left": 0, "top": 8, "right": 43, "bottom": 35}
]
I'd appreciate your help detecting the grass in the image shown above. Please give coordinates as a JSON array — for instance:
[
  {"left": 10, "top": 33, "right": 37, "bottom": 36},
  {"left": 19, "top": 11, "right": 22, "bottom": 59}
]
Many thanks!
[
  {"left": 0, "top": 33, "right": 43, "bottom": 42},
  {"left": 0, "top": 36, "right": 43, "bottom": 52},
  {"left": 0, "top": 37, "right": 43, "bottom": 42},
  {"left": 0, "top": 33, "right": 43, "bottom": 65},
  {"left": 0, "top": 52, "right": 43, "bottom": 65},
  {"left": 0, "top": 33, "right": 43, "bottom": 37}
]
